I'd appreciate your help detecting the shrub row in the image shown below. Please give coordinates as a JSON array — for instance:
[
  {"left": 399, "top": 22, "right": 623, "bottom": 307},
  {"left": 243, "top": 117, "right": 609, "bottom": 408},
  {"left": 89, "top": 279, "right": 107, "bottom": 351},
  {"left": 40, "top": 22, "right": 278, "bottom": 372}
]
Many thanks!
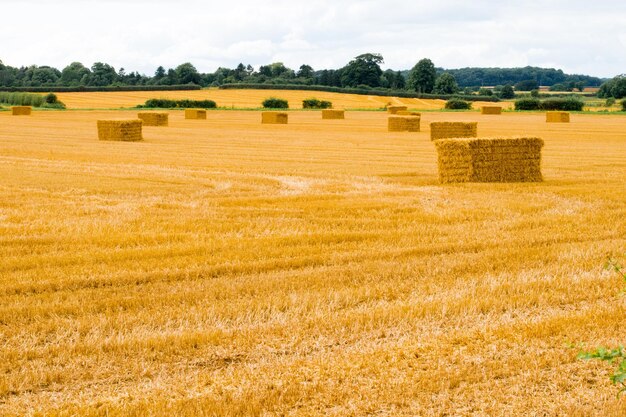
[
  {"left": 0, "top": 85, "right": 201, "bottom": 93},
  {"left": 302, "top": 98, "right": 332, "bottom": 109},
  {"left": 623, "top": 99, "right": 626, "bottom": 111},
  {"left": 219, "top": 83, "right": 501, "bottom": 102},
  {"left": 139, "top": 98, "right": 217, "bottom": 109},
  {"left": 0, "top": 91, "right": 66, "bottom": 108},
  {"left": 514, "top": 97, "right": 584, "bottom": 111}
]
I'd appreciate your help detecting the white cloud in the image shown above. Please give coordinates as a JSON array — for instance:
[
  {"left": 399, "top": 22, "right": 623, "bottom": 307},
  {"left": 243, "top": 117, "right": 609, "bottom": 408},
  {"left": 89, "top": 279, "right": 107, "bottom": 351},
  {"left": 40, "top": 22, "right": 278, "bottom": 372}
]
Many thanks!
[{"left": 1, "top": 0, "right": 625, "bottom": 77}]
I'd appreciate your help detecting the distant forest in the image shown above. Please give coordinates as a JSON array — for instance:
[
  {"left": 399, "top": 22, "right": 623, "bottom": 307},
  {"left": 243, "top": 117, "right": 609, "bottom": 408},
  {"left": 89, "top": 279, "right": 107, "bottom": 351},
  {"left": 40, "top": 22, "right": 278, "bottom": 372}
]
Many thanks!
[{"left": 0, "top": 54, "right": 606, "bottom": 92}]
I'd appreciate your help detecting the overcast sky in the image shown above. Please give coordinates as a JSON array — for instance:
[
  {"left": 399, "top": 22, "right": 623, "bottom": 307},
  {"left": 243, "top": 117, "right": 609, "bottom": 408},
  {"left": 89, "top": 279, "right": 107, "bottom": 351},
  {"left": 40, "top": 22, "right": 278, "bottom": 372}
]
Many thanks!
[{"left": 2, "top": 0, "right": 625, "bottom": 77}]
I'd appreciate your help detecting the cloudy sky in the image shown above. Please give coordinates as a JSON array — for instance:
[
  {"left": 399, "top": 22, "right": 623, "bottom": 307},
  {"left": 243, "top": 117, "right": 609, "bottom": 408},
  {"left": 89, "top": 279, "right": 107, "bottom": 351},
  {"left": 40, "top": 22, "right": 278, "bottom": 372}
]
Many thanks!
[{"left": 2, "top": 0, "right": 625, "bottom": 77}]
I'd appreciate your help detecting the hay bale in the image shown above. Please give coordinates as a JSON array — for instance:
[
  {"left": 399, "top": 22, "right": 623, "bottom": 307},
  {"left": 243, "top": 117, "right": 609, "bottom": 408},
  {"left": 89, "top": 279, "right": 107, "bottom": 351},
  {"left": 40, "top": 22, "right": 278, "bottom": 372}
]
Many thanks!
[
  {"left": 185, "top": 109, "right": 207, "bottom": 119},
  {"left": 137, "top": 112, "right": 169, "bottom": 126},
  {"left": 97, "top": 119, "right": 143, "bottom": 142},
  {"left": 387, "top": 105, "right": 408, "bottom": 114},
  {"left": 430, "top": 122, "right": 477, "bottom": 141},
  {"left": 11, "top": 106, "right": 32, "bottom": 116},
  {"left": 396, "top": 111, "right": 421, "bottom": 117},
  {"left": 481, "top": 106, "right": 502, "bottom": 115},
  {"left": 434, "top": 137, "right": 544, "bottom": 183},
  {"left": 261, "top": 112, "right": 288, "bottom": 124},
  {"left": 388, "top": 116, "right": 421, "bottom": 132},
  {"left": 321, "top": 109, "right": 345, "bottom": 119},
  {"left": 546, "top": 111, "right": 570, "bottom": 123}
]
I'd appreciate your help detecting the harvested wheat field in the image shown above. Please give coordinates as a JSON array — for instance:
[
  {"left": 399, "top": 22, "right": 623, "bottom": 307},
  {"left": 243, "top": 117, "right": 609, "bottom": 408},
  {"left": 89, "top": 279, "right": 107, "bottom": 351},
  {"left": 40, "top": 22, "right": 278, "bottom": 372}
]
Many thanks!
[
  {"left": 53, "top": 89, "right": 512, "bottom": 111},
  {"left": 0, "top": 108, "right": 625, "bottom": 416}
]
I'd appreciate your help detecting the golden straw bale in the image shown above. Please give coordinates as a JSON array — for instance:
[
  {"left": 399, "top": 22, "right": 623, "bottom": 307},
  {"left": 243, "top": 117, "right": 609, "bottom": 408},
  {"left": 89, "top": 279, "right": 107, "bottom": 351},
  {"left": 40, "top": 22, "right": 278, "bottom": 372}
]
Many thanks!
[
  {"left": 185, "top": 109, "right": 207, "bottom": 120},
  {"left": 97, "top": 119, "right": 143, "bottom": 142},
  {"left": 396, "top": 111, "right": 421, "bottom": 117},
  {"left": 481, "top": 106, "right": 502, "bottom": 115},
  {"left": 387, "top": 105, "right": 408, "bottom": 114},
  {"left": 434, "top": 137, "right": 544, "bottom": 183},
  {"left": 321, "top": 109, "right": 345, "bottom": 119},
  {"left": 388, "top": 116, "right": 421, "bottom": 132},
  {"left": 11, "top": 106, "right": 32, "bottom": 116},
  {"left": 261, "top": 112, "right": 288, "bottom": 124},
  {"left": 430, "top": 122, "right": 478, "bottom": 140},
  {"left": 137, "top": 112, "right": 169, "bottom": 126},
  {"left": 546, "top": 111, "right": 570, "bottom": 123}
]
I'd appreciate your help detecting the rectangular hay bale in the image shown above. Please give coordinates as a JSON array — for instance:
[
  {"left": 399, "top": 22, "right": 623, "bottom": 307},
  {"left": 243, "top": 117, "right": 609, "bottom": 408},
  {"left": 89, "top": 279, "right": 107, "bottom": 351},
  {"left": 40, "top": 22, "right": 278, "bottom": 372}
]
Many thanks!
[
  {"left": 97, "top": 119, "right": 143, "bottom": 142},
  {"left": 546, "top": 111, "right": 570, "bottom": 123},
  {"left": 387, "top": 105, "right": 408, "bottom": 114},
  {"left": 321, "top": 109, "right": 345, "bottom": 119},
  {"left": 481, "top": 106, "right": 502, "bottom": 115},
  {"left": 433, "top": 137, "right": 544, "bottom": 183},
  {"left": 388, "top": 116, "right": 421, "bottom": 132},
  {"left": 11, "top": 106, "right": 32, "bottom": 116},
  {"left": 396, "top": 111, "right": 421, "bottom": 117},
  {"left": 138, "top": 112, "right": 169, "bottom": 126},
  {"left": 185, "top": 109, "right": 207, "bottom": 120},
  {"left": 262, "top": 112, "right": 288, "bottom": 124},
  {"left": 430, "top": 122, "right": 478, "bottom": 141}
]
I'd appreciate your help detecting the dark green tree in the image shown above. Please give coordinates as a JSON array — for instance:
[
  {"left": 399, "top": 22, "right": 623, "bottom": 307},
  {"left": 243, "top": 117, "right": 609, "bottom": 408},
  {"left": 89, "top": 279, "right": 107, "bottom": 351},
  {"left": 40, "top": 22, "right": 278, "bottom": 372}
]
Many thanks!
[
  {"left": 297, "top": 64, "right": 314, "bottom": 79},
  {"left": 60, "top": 62, "right": 90, "bottom": 86},
  {"left": 514, "top": 79, "right": 539, "bottom": 91},
  {"left": 87, "top": 62, "right": 117, "bottom": 86},
  {"left": 500, "top": 84, "right": 515, "bottom": 99},
  {"left": 340, "top": 53, "right": 384, "bottom": 88},
  {"left": 433, "top": 72, "right": 459, "bottom": 94},
  {"left": 175, "top": 62, "right": 201, "bottom": 84},
  {"left": 407, "top": 58, "right": 436, "bottom": 94}
]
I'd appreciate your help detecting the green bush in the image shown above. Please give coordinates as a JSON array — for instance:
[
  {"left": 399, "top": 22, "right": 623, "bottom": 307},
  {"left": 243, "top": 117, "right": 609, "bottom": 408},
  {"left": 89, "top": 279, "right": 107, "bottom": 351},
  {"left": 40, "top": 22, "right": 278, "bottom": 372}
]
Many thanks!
[
  {"left": 302, "top": 98, "right": 332, "bottom": 109},
  {"left": 540, "top": 97, "right": 584, "bottom": 111},
  {"left": 444, "top": 98, "right": 472, "bottom": 110},
  {"left": 622, "top": 99, "right": 626, "bottom": 111},
  {"left": 515, "top": 98, "right": 541, "bottom": 110},
  {"left": 141, "top": 98, "right": 216, "bottom": 109},
  {"left": 262, "top": 97, "right": 289, "bottom": 109}
]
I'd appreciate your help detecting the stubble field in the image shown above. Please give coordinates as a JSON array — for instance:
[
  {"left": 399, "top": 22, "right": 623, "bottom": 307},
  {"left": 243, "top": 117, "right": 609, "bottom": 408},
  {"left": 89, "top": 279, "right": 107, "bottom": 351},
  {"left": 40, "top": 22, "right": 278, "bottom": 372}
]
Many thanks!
[{"left": 1, "top": 104, "right": 625, "bottom": 416}]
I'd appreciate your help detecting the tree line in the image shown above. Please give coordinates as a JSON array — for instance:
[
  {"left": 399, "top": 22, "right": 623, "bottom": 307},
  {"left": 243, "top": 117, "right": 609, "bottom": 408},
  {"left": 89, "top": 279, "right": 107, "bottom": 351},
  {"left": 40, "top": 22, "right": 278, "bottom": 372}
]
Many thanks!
[{"left": 0, "top": 55, "right": 614, "bottom": 96}]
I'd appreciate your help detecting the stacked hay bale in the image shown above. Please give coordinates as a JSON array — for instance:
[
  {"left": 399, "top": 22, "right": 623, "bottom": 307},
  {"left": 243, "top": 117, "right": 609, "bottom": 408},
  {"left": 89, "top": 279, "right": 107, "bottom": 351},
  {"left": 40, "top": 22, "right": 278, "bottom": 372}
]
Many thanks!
[
  {"left": 185, "top": 109, "right": 207, "bottom": 119},
  {"left": 434, "top": 137, "right": 544, "bottom": 183},
  {"left": 262, "top": 112, "right": 288, "bottom": 124},
  {"left": 396, "top": 111, "right": 421, "bottom": 117},
  {"left": 546, "top": 111, "right": 570, "bottom": 123},
  {"left": 321, "top": 109, "right": 345, "bottom": 119},
  {"left": 11, "top": 106, "right": 32, "bottom": 115},
  {"left": 97, "top": 120, "right": 143, "bottom": 142},
  {"left": 387, "top": 105, "right": 408, "bottom": 114},
  {"left": 388, "top": 115, "right": 421, "bottom": 132},
  {"left": 481, "top": 106, "right": 502, "bottom": 115},
  {"left": 138, "top": 112, "right": 169, "bottom": 126},
  {"left": 430, "top": 122, "right": 478, "bottom": 140}
]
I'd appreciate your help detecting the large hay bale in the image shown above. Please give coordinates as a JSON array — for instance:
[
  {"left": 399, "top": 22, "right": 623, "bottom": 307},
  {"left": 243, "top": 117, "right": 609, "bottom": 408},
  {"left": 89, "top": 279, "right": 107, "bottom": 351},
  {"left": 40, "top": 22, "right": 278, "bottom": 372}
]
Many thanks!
[
  {"left": 546, "top": 111, "right": 570, "bottom": 123},
  {"left": 137, "top": 112, "right": 169, "bottom": 126},
  {"left": 481, "top": 106, "right": 502, "bottom": 115},
  {"left": 185, "top": 109, "right": 207, "bottom": 119},
  {"left": 430, "top": 122, "right": 478, "bottom": 141},
  {"left": 262, "top": 112, "right": 288, "bottom": 124},
  {"left": 387, "top": 105, "right": 408, "bottom": 114},
  {"left": 396, "top": 111, "right": 421, "bottom": 117},
  {"left": 97, "top": 119, "right": 143, "bottom": 142},
  {"left": 11, "top": 106, "right": 32, "bottom": 116},
  {"left": 434, "top": 137, "right": 544, "bottom": 183},
  {"left": 388, "top": 116, "right": 421, "bottom": 132},
  {"left": 321, "top": 109, "right": 345, "bottom": 119}
]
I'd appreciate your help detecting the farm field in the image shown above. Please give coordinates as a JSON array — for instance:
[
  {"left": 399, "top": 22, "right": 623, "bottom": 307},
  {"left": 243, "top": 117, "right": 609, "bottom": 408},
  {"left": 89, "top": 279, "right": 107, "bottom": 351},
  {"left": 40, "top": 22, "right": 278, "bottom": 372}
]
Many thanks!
[
  {"left": 52, "top": 89, "right": 512, "bottom": 111},
  {"left": 1, "top": 108, "right": 626, "bottom": 416}
]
